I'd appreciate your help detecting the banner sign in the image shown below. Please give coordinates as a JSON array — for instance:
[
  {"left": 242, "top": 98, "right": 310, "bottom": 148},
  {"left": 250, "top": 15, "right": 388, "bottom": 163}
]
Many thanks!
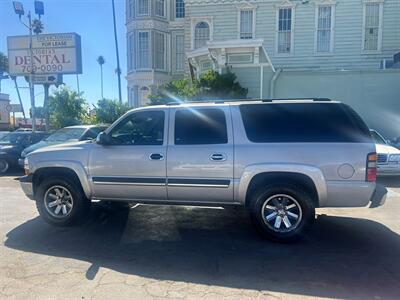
[{"left": 7, "top": 33, "right": 82, "bottom": 76}]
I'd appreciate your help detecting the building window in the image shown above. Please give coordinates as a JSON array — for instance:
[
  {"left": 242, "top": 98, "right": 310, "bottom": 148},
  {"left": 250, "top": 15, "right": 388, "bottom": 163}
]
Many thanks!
[
  {"left": 138, "top": 32, "right": 149, "bottom": 69},
  {"left": 128, "top": 0, "right": 135, "bottom": 19},
  {"left": 176, "top": 0, "right": 185, "bottom": 18},
  {"left": 155, "top": 0, "right": 165, "bottom": 18},
  {"left": 155, "top": 32, "right": 166, "bottom": 70},
  {"left": 240, "top": 10, "right": 254, "bottom": 39},
  {"left": 194, "top": 22, "right": 210, "bottom": 49},
  {"left": 138, "top": 0, "right": 149, "bottom": 16},
  {"left": 128, "top": 33, "right": 135, "bottom": 70},
  {"left": 363, "top": 2, "right": 382, "bottom": 51},
  {"left": 316, "top": 5, "right": 334, "bottom": 53},
  {"left": 175, "top": 35, "right": 185, "bottom": 71},
  {"left": 277, "top": 8, "right": 293, "bottom": 54}
]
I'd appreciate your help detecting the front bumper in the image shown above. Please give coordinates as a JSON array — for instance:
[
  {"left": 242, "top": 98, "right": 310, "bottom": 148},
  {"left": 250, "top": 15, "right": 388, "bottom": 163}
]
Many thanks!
[
  {"left": 377, "top": 163, "right": 400, "bottom": 176},
  {"left": 19, "top": 174, "right": 34, "bottom": 200},
  {"left": 18, "top": 158, "right": 25, "bottom": 168}
]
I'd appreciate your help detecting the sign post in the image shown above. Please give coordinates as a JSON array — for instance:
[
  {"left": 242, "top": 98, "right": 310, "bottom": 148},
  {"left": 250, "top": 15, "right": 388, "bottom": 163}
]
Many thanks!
[{"left": 7, "top": 32, "right": 81, "bottom": 131}]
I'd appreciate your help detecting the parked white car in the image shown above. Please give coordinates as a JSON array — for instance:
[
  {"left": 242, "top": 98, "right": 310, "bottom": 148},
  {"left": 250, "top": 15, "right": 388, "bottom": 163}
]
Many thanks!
[{"left": 370, "top": 129, "right": 400, "bottom": 176}]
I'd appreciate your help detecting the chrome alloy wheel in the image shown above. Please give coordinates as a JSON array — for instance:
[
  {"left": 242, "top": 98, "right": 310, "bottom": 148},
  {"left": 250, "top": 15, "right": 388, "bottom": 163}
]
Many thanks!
[
  {"left": 44, "top": 185, "right": 74, "bottom": 218},
  {"left": 261, "top": 194, "right": 303, "bottom": 233}
]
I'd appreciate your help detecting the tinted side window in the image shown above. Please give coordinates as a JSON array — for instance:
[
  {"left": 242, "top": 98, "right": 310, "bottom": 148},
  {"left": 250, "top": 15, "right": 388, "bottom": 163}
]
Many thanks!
[
  {"left": 175, "top": 108, "right": 228, "bottom": 145},
  {"left": 110, "top": 111, "right": 164, "bottom": 145},
  {"left": 240, "top": 103, "right": 371, "bottom": 143}
]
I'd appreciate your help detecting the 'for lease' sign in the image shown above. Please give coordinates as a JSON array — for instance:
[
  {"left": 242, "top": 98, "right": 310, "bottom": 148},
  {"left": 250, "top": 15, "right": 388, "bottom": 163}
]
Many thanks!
[{"left": 7, "top": 33, "right": 82, "bottom": 76}]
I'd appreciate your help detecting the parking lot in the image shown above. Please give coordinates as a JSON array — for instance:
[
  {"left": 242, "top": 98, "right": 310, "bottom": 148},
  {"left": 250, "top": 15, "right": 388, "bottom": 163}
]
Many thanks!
[{"left": 0, "top": 174, "right": 399, "bottom": 299}]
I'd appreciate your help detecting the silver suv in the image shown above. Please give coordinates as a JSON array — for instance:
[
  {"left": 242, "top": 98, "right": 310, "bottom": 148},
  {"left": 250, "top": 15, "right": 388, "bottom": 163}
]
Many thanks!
[{"left": 19, "top": 99, "right": 385, "bottom": 241}]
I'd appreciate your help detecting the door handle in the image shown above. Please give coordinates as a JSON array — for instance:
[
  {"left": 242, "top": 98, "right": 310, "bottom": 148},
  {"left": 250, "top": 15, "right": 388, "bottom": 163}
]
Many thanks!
[
  {"left": 149, "top": 153, "right": 164, "bottom": 161},
  {"left": 210, "top": 153, "right": 227, "bottom": 161}
]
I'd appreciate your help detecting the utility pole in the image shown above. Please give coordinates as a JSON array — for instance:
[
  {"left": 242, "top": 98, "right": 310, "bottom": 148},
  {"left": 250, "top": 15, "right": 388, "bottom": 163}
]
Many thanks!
[
  {"left": 13, "top": 1, "right": 44, "bottom": 132},
  {"left": 11, "top": 76, "right": 27, "bottom": 125},
  {"left": 27, "top": 11, "right": 36, "bottom": 132},
  {"left": 112, "top": 0, "right": 122, "bottom": 103},
  {"left": 43, "top": 83, "right": 49, "bottom": 132}
]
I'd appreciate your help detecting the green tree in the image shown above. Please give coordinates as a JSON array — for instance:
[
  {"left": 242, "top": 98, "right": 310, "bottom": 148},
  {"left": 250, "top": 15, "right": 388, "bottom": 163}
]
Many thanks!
[
  {"left": 0, "top": 52, "right": 9, "bottom": 93},
  {"left": 149, "top": 69, "right": 248, "bottom": 105},
  {"left": 48, "top": 87, "right": 89, "bottom": 129},
  {"left": 94, "top": 98, "right": 130, "bottom": 124}
]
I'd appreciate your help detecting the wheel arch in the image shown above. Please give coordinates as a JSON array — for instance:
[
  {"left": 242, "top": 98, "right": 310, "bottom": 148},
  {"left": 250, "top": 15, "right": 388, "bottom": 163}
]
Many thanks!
[
  {"left": 32, "top": 166, "right": 91, "bottom": 199},
  {"left": 238, "top": 164, "right": 327, "bottom": 208}
]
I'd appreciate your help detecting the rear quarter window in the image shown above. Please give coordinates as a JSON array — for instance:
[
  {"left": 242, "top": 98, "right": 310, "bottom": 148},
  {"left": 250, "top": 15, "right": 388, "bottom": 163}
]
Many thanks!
[{"left": 239, "top": 103, "right": 371, "bottom": 143}]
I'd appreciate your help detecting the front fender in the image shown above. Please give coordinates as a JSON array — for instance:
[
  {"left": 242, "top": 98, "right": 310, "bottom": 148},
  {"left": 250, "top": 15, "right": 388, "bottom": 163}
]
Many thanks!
[
  {"left": 237, "top": 163, "right": 328, "bottom": 206},
  {"left": 31, "top": 160, "right": 92, "bottom": 199}
]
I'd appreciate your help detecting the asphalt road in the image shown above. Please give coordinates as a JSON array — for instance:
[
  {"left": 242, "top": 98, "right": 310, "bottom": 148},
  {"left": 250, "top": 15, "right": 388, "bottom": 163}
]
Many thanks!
[{"left": 1, "top": 174, "right": 399, "bottom": 300}]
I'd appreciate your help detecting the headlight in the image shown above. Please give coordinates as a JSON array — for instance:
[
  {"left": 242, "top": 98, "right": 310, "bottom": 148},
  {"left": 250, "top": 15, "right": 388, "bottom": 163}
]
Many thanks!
[
  {"left": 24, "top": 158, "right": 30, "bottom": 175},
  {"left": 388, "top": 154, "right": 400, "bottom": 162}
]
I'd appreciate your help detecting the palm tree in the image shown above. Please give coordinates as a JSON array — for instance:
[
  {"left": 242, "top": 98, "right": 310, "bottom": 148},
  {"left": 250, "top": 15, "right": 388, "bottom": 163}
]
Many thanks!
[
  {"left": 32, "top": 19, "right": 44, "bottom": 35},
  {"left": 97, "top": 56, "right": 105, "bottom": 99}
]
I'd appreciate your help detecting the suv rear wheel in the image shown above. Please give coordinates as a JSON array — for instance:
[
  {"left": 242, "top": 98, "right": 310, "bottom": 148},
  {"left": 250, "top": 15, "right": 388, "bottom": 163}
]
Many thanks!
[
  {"left": 36, "top": 177, "right": 90, "bottom": 226},
  {"left": 249, "top": 184, "right": 315, "bottom": 242}
]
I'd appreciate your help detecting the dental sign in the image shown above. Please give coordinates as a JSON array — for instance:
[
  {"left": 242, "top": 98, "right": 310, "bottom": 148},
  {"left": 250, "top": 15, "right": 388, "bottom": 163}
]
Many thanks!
[{"left": 7, "top": 33, "right": 82, "bottom": 76}]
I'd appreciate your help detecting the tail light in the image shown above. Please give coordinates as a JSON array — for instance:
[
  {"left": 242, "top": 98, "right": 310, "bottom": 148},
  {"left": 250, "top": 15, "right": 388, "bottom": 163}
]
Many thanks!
[{"left": 366, "top": 153, "right": 377, "bottom": 182}]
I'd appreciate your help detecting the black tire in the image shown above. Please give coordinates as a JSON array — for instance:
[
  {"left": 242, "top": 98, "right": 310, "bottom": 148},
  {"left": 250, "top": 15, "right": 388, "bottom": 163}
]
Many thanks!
[
  {"left": 35, "top": 177, "right": 90, "bottom": 226},
  {"left": 249, "top": 184, "right": 315, "bottom": 242},
  {"left": 0, "top": 158, "right": 10, "bottom": 174}
]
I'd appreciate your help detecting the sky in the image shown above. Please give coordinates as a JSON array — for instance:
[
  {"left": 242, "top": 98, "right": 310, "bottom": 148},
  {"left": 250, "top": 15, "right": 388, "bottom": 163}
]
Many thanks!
[{"left": 0, "top": 0, "right": 127, "bottom": 115}]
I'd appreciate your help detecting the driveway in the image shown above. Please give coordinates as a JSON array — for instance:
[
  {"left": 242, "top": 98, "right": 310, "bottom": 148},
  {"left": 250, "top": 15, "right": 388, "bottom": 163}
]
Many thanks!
[{"left": 1, "top": 174, "right": 399, "bottom": 299}]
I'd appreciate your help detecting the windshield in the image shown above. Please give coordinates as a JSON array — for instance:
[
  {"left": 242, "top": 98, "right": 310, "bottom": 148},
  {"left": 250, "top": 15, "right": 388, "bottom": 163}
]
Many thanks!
[
  {"left": 0, "top": 133, "right": 27, "bottom": 145},
  {"left": 370, "top": 131, "right": 387, "bottom": 145},
  {"left": 45, "top": 128, "right": 86, "bottom": 142}
]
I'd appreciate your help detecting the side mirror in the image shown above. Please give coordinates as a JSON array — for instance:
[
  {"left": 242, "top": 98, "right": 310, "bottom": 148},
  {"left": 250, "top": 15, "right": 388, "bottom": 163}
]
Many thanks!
[{"left": 96, "top": 132, "right": 111, "bottom": 145}]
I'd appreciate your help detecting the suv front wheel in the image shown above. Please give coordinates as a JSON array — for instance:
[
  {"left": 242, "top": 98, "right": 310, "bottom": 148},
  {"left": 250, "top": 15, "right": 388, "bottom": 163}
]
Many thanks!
[
  {"left": 250, "top": 184, "right": 315, "bottom": 242},
  {"left": 36, "top": 177, "right": 90, "bottom": 226}
]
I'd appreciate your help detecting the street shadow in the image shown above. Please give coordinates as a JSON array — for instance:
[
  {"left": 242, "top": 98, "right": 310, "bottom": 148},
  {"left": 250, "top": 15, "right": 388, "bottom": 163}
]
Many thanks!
[
  {"left": 5, "top": 203, "right": 400, "bottom": 299},
  {"left": 377, "top": 176, "right": 400, "bottom": 188}
]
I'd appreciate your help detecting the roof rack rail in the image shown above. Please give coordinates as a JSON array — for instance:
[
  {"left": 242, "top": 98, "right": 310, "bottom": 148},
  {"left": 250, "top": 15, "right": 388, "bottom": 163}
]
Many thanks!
[
  {"left": 261, "top": 98, "right": 332, "bottom": 102},
  {"left": 165, "top": 98, "right": 332, "bottom": 106}
]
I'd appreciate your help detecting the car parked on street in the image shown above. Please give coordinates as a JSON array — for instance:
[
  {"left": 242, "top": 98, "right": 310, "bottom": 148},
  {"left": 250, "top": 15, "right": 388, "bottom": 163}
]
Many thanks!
[
  {"left": 370, "top": 129, "right": 400, "bottom": 176},
  {"left": 0, "top": 131, "right": 10, "bottom": 139},
  {"left": 20, "top": 99, "right": 386, "bottom": 242},
  {"left": 18, "top": 125, "right": 108, "bottom": 168},
  {"left": 0, "top": 131, "right": 47, "bottom": 174}
]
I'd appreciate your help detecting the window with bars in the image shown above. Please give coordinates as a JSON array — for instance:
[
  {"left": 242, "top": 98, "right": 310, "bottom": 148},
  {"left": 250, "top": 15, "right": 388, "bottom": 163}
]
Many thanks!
[
  {"left": 138, "top": 0, "right": 149, "bottom": 16},
  {"left": 176, "top": 0, "right": 185, "bottom": 18},
  {"left": 277, "top": 8, "right": 292, "bottom": 54},
  {"left": 155, "top": 0, "right": 165, "bottom": 17},
  {"left": 364, "top": 3, "right": 381, "bottom": 51},
  {"left": 316, "top": 5, "right": 333, "bottom": 53},
  {"left": 155, "top": 32, "right": 166, "bottom": 70},
  {"left": 138, "top": 32, "right": 149, "bottom": 69},
  {"left": 240, "top": 10, "right": 254, "bottom": 39},
  {"left": 175, "top": 35, "right": 185, "bottom": 71},
  {"left": 128, "top": 33, "right": 135, "bottom": 70},
  {"left": 128, "top": 0, "right": 135, "bottom": 19},
  {"left": 194, "top": 22, "right": 210, "bottom": 49}
]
